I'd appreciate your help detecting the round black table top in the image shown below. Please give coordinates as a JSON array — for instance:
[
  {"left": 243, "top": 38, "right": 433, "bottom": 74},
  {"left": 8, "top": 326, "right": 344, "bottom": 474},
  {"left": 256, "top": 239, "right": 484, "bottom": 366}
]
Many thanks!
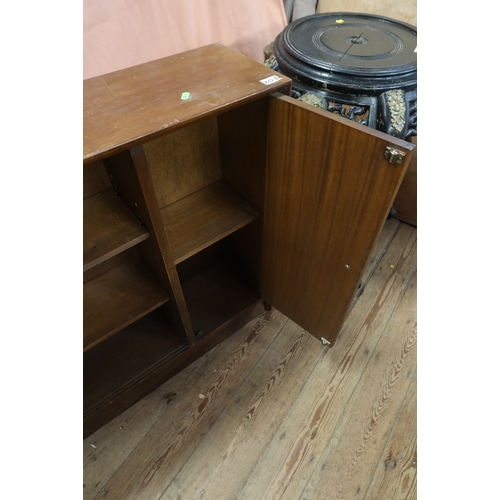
[{"left": 273, "top": 13, "right": 417, "bottom": 93}]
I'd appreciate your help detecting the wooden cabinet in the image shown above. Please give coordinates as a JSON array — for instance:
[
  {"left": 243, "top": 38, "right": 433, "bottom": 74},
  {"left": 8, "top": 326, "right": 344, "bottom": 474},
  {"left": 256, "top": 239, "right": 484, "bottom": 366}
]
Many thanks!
[{"left": 83, "top": 43, "right": 415, "bottom": 438}]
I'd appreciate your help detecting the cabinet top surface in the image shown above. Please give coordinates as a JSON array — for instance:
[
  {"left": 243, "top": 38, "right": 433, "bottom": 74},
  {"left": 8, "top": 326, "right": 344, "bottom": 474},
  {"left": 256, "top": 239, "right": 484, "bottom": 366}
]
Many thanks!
[{"left": 83, "top": 44, "right": 291, "bottom": 164}]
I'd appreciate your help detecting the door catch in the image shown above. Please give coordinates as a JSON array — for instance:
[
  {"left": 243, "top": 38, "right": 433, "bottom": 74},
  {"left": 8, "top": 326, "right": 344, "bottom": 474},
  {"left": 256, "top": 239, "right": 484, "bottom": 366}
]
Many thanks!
[
  {"left": 321, "top": 337, "right": 331, "bottom": 346},
  {"left": 384, "top": 146, "right": 406, "bottom": 164}
]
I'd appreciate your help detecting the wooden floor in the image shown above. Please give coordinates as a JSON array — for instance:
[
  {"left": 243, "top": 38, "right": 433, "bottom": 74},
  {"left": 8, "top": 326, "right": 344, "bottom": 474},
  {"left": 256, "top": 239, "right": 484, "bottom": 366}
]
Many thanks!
[{"left": 83, "top": 219, "right": 417, "bottom": 500}]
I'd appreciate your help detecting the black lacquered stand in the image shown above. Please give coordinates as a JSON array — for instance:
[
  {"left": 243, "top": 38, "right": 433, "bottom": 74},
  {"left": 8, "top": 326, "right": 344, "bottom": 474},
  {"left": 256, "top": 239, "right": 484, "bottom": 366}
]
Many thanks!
[{"left": 267, "top": 12, "right": 417, "bottom": 140}]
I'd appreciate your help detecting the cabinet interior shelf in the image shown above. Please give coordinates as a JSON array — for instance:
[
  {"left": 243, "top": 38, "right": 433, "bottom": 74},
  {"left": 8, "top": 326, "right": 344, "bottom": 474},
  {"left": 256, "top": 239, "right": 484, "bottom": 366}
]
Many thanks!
[
  {"left": 83, "top": 260, "right": 261, "bottom": 425},
  {"left": 83, "top": 188, "right": 150, "bottom": 271},
  {"left": 83, "top": 256, "right": 170, "bottom": 351},
  {"left": 161, "top": 180, "right": 259, "bottom": 264},
  {"left": 84, "top": 308, "right": 188, "bottom": 417}
]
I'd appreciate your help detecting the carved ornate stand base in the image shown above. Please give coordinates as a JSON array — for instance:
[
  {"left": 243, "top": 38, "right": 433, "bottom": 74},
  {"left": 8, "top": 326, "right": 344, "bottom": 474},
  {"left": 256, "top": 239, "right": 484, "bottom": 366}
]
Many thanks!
[{"left": 266, "top": 13, "right": 417, "bottom": 141}]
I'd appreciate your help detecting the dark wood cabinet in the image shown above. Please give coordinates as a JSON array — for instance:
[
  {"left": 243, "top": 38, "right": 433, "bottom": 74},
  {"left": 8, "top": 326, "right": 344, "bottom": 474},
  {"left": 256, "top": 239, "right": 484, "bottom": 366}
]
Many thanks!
[{"left": 83, "top": 43, "right": 415, "bottom": 437}]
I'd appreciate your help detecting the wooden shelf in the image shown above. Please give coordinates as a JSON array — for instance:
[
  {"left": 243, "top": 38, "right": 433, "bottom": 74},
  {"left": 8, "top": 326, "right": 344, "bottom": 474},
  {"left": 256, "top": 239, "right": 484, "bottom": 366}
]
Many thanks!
[
  {"left": 83, "top": 256, "right": 170, "bottom": 351},
  {"left": 83, "top": 188, "right": 150, "bottom": 271},
  {"left": 161, "top": 181, "right": 259, "bottom": 264},
  {"left": 182, "top": 260, "right": 261, "bottom": 338},
  {"left": 84, "top": 308, "right": 188, "bottom": 416}
]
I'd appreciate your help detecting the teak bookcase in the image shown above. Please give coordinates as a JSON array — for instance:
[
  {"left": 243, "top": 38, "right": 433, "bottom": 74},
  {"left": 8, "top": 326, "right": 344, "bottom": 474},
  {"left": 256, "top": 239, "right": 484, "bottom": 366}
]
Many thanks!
[{"left": 83, "top": 44, "right": 415, "bottom": 437}]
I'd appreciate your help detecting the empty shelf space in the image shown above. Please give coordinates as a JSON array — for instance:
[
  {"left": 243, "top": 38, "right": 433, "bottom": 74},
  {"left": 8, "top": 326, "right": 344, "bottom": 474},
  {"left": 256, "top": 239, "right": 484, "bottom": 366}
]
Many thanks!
[
  {"left": 161, "top": 181, "right": 259, "bottom": 264},
  {"left": 83, "top": 256, "right": 170, "bottom": 351},
  {"left": 83, "top": 188, "right": 150, "bottom": 271},
  {"left": 182, "top": 260, "right": 261, "bottom": 338},
  {"left": 84, "top": 308, "right": 188, "bottom": 416}
]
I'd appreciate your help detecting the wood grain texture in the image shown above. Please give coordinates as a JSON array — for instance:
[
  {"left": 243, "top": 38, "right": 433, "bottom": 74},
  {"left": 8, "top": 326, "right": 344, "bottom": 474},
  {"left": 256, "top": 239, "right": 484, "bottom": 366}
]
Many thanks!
[
  {"left": 83, "top": 247, "right": 134, "bottom": 284},
  {"left": 238, "top": 224, "right": 417, "bottom": 500},
  {"left": 83, "top": 348, "right": 217, "bottom": 499},
  {"left": 218, "top": 98, "right": 270, "bottom": 282},
  {"left": 159, "top": 318, "right": 324, "bottom": 500},
  {"left": 83, "top": 160, "right": 112, "bottom": 199},
  {"left": 144, "top": 117, "right": 222, "bottom": 208},
  {"left": 300, "top": 273, "right": 417, "bottom": 500},
  {"left": 263, "top": 94, "right": 414, "bottom": 347},
  {"left": 83, "top": 221, "right": 417, "bottom": 500},
  {"left": 364, "top": 371, "right": 417, "bottom": 499},
  {"left": 83, "top": 188, "right": 150, "bottom": 271},
  {"left": 83, "top": 256, "right": 170, "bottom": 351},
  {"left": 85, "top": 310, "right": 285, "bottom": 500},
  {"left": 393, "top": 136, "right": 417, "bottom": 227},
  {"left": 161, "top": 181, "right": 259, "bottom": 264},
  {"left": 218, "top": 98, "right": 269, "bottom": 212},
  {"left": 84, "top": 308, "right": 187, "bottom": 416},
  {"left": 104, "top": 147, "right": 196, "bottom": 342},
  {"left": 83, "top": 43, "right": 291, "bottom": 164},
  {"left": 83, "top": 300, "right": 265, "bottom": 439},
  {"left": 351, "top": 217, "right": 401, "bottom": 308}
]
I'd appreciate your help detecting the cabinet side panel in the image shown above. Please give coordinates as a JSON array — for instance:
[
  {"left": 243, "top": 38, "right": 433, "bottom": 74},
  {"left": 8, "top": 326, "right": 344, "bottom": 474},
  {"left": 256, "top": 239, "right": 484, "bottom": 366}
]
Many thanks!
[
  {"left": 218, "top": 98, "right": 268, "bottom": 210},
  {"left": 218, "top": 98, "right": 269, "bottom": 283},
  {"left": 393, "top": 136, "right": 417, "bottom": 226},
  {"left": 143, "top": 117, "right": 222, "bottom": 208},
  {"left": 263, "top": 95, "right": 414, "bottom": 346}
]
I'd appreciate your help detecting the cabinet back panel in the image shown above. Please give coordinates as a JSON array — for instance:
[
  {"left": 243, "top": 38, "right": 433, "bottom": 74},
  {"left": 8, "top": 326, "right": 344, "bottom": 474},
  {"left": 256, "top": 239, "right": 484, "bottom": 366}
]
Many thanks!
[
  {"left": 83, "top": 160, "right": 112, "bottom": 199},
  {"left": 176, "top": 240, "right": 227, "bottom": 284},
  {"left": 143, "top": 117, "right": 222, "bottom": 208},
  {"left": 83, "top": 247, "right": 136, "bottom": 284}
]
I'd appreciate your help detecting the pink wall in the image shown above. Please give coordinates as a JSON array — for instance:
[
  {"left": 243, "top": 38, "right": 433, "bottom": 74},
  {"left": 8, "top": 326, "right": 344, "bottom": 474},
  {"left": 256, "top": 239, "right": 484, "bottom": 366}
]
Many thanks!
[
  {"left": 317, "top": 0, "right": 417, "bottom": 27},
  {"left": 84, "top": 0, "right": 288, "bottom": 79}
]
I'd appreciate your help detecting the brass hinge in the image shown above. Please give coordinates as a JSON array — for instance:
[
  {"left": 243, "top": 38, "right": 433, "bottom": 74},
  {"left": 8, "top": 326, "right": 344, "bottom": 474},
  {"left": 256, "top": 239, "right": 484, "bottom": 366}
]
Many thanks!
[{"left": 384, "top": 146, "right": 406, "bottom": 164}]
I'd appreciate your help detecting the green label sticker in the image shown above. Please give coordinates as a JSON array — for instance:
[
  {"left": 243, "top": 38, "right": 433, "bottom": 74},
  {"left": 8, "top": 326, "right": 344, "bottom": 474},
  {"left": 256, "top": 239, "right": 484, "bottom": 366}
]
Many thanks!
[
  {"left": 181, "top": 92, "right": 190, "bottom": 100},
  {"left": 335, "top": 19, "right": 344, "bottom": 24}
]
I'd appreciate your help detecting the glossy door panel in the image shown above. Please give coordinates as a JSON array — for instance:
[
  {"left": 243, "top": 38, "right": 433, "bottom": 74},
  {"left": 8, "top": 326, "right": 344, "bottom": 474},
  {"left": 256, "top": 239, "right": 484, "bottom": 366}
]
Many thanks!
[{"left": 263, "top": 94, "right": 415, "bottom": 346}]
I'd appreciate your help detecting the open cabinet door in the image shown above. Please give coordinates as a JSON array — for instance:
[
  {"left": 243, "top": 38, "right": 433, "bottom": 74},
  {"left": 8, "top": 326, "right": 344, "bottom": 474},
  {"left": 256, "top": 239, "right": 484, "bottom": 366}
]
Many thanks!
[{"left": 262, "top": 93, "right": 415, "bottom": 346}]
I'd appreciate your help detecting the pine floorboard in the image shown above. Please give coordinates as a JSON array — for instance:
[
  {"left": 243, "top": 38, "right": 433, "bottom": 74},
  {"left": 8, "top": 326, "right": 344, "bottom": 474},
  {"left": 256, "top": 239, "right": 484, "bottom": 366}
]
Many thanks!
[{"left": 83, "top": 219, "right": 417, "bottom": 500}]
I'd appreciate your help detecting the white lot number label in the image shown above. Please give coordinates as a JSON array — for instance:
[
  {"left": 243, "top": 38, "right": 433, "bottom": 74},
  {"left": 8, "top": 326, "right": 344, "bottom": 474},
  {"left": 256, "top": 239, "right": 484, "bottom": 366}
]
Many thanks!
[{"left": 260, "top": 75, "right": 282, "bottom": 85}]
